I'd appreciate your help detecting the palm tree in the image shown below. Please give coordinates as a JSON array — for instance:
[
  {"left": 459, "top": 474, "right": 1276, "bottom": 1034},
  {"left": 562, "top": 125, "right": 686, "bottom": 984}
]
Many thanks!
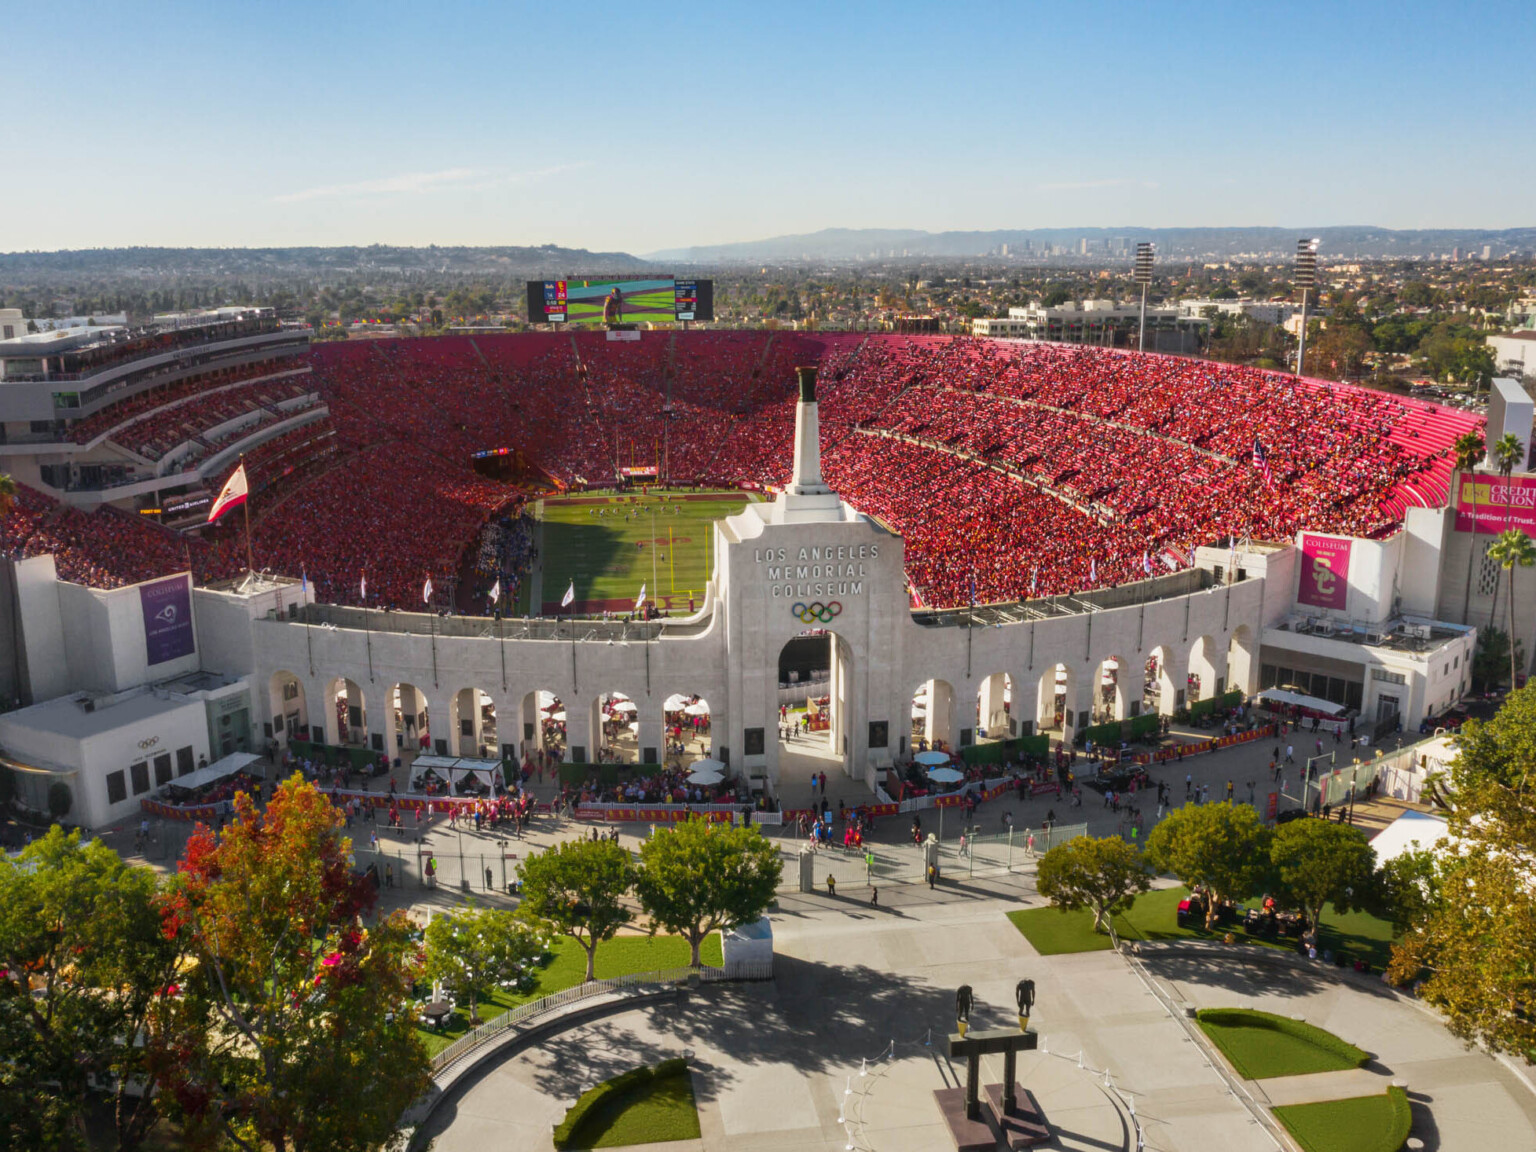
[
  {"left": 1487, "top": 432, "right": 1526, "bottom": 631},
  {"left": 1453, "top": 431, "right": 1485, "bottom": 623},
  {"left": 1486, "top": 528, "right": 1536, "bottom": 690},
  {"left": 0, "top": 473, "right": 14, "bottom": 520}
]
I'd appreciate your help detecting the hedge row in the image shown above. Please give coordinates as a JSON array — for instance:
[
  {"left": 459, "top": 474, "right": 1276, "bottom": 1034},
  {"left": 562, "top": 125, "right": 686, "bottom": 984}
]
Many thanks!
[
  {"left": 1195, "top": 1008, "right": 1370, "bottom": 1068},
  {"left": 958, "top": 734, "right": 1050, "bottom": 765},
  {"left": 1129, "top": 713, "right": 1162, "bottom": 739},
  {"left": 552, "top": 1057, "right": 689, "bottom": 1150},
  {"left": 1381, "top": 1085, "right": 1413, "bottom": 1152},
  {"left": 289, "top": 740, "right": 378, "bottom": 770},
  {"left": 556, "top": 762, "right": 666, "bottom": 787}
]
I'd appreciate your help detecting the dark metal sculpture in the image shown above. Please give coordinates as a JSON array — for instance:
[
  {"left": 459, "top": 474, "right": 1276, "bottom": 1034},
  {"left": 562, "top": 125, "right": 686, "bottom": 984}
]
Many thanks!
[
  {"left": 955, "top": 984, "right": 974, "bottom": 1037},
  {"left": 1016, "top": 978, "right": 1036, "bottom": 1032}
]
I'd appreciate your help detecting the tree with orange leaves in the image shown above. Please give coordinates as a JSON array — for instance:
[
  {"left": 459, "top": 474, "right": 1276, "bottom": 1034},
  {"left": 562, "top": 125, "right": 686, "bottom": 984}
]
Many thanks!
[{"left": 154, "top": 774, "right": 429, "bottom": 1152}]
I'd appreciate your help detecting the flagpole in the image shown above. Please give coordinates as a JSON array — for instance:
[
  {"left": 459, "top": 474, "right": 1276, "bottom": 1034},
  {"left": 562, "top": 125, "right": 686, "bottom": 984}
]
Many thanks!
[
  {"left": 240, "top": 453, "right": 253, "bottom": 574},
  {"left": 363, "top": 575, "right": 374, "bottom": 683}
]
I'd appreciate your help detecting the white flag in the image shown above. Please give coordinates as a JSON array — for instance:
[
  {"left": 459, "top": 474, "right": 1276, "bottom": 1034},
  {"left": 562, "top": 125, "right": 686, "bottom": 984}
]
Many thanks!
[
  {"left": 635, "top": 583, "right": 646, "bottom": 611},
  {"left": 360, "top": 573, "right": 367, "bottom": 600},
  {"left": 561, "top": 580, "right": 575, "bottom": 609},
  {"left": 207, "top": 462, "right": 249, "bottom": 524},
  {"left": 489, "top": 578, "right": 501, "bottom": 603},
  {"left": 1090, "top": 558, "right": 1097, "bottom": 583},
  {"left": 1143, "top": 552, "right": 1152, "bottom": 576},
  {"left": 423, "top": 576, "right": 433, "bottom": 605}
]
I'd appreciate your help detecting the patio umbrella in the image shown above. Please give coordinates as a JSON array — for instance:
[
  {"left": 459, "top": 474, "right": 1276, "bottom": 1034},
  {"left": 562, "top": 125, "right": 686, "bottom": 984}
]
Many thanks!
[
  {"left": 926, "top": 767, "right": 965, "bottom": 785},
  {"left": 663, "top": 693, "right": 689, "bottom": 710},
  {"left": 548, "top": 710, "right": 566, "bottom": 722},
  {"left": 684, "top": 702, "right": 710, "bottom": 716},
  {"left": 687, "top": 768, "right": 724, "bottom": 785},
  {"left": 610, "top": 700, "right": 638, "bottom": 714},
  {"left": 689, "top": 758, "right": 726, "bottom": 774},
  {"left": 914, "top": 750, "right": 951, "bottom": 766}
]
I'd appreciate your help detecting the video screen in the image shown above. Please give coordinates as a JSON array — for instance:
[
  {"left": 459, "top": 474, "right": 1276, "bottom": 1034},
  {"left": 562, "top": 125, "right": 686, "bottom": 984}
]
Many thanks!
[{"left": 525, "top": 277, "right": 713, "bottom": 324}]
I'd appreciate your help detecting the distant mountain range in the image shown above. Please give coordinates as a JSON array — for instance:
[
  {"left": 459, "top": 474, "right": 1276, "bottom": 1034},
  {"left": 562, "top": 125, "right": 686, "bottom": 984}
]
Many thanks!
[
  {"left": 0, "top": 245, "right": 651, "bottom": 281},
  {"left": 645, "top": 226, "right": 1536, "bottom": 264}
]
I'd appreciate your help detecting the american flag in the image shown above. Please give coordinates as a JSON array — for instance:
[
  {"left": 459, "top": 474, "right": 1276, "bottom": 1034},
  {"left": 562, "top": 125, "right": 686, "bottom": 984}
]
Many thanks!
[{"left": 1252, "top": 438, "right": 1274, "bottom": 490}]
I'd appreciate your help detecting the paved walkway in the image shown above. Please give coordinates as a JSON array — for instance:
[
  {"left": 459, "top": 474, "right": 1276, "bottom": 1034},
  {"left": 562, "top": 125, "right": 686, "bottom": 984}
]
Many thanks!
[
  {"left": 1254, "top": 1067, "right": 1393, "bottom": 1107},
  {"left": 1141, "top": 952, "right": 1536, "bottom": 1152}
]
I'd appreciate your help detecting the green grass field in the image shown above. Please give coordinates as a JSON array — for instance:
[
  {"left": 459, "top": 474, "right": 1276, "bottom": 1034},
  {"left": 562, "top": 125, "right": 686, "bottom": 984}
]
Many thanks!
[
  {"left": 537, "top": 489, "right": 752, "bottom": 614},
  {"left": 419, "top": 931, "right": 724, "bottom": 1056},
  {"left": 1007, "top": 886, "right": 1397, "bottom": 965},
  {"left": 567, "top": 1069, "right": 702, "bottom": 1149},
  {"left": 1196, "top": 1010, "right": 1368, "bottom": 1079},
  {"left": 1273, "top": 1089, "right": 1412, "bottom": 1152}
]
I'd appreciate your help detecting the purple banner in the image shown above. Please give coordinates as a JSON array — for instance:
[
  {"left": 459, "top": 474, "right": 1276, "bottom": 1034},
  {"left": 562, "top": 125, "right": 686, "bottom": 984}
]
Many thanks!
[
  {"left": 139, "top": 575, "right": 195, "bottom": 665},
  {"left": 1297, "top": 534, "right": 1351, "bottom": 610}
]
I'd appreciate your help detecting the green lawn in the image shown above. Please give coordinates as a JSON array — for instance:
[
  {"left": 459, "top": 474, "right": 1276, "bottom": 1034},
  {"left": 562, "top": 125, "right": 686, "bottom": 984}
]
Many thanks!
[
  {"left": 1009, "top": 886, "right": 1397, "bottom": 966},
  {"left": 1273, "top": 1089, "right": 1412, "bottom": 1152},
  {"left": 1197, "top": 1010, "right": 1368, "bottom": 1079},
  {"left": 538, "top": 490, "right": 751, "bottom": 613},
  {"left": 419, "top": 931, "right": 723, "bottom": 1055},
  {"left": 566, "top": 1067, "right": 702, "bottom": 1149}
]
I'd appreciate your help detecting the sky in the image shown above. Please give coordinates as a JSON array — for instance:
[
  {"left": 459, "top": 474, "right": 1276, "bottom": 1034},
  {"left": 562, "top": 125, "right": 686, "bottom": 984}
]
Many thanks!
[{"left": 1, "top": 0, "right": 1532, "bottom": 255}]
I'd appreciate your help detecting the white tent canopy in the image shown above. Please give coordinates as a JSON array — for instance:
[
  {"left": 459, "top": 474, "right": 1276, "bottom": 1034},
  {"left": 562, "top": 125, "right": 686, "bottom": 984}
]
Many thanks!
[
  {"left": 1255, "top": 688, "right": 1345, "bottom": 717},
  {"left": 411, "top": 755, "right": 504, "bottom": 792},
  {"left": 162, "top": 751, "right": 262, "bottom": 796},
  {"left": 1370, "top": 810, "right": 1453, "bottom": 866}
]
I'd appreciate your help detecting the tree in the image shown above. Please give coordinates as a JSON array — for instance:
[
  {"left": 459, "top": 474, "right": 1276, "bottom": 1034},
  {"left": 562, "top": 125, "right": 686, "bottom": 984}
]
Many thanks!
[
  {"left": 1268, "top": 818, "right": 1375, "bottom": 932},
  {"left": 0, "top": 472, "right": 15, "bottom": 519},
  {"left": 1034, "top": 835, "right": 1152, "bottom": 935},
  {"left": 1453, "top": 430, "right": 1486, "bottom": 623},
  {"left": 1486, "top": 529, "right": 1536, "bottom": 689},
  {"left": 1374, "top": 846, "right": 1442, "bottom": 936},
  {"left": 159, "top": 775, "right": 429, "bottom": 1152},
  {"left": 1388, "top": 684, "right": 1536, "bottom": 1057},
  {"left": 0, "top": 827, "right": 184, "bottom": 1152},
  {"left": 423, "top": 905, "right": 546, "bottom": 1025},
  {"left": 518, "top": 838, "right": 635, "bottom": 982},
  {"left": 1144, "top": 803, "right": 1272, "bottom": 929},
  {"left": 635, "top": 818, "right": 782, "bottom": 966},
  {"left": 1472, "top": 627, "right": 1524, "bottom": 694}
]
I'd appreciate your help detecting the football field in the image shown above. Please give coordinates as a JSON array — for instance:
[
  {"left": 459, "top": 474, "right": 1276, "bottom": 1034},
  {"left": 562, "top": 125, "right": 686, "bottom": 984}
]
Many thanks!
[{"left": 536, "top": 490, "right": 755, "bottom": 615}]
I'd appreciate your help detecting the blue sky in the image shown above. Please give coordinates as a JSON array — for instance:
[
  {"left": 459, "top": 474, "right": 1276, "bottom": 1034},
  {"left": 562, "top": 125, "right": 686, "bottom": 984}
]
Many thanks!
[{"left": 1, "top": 0, "right": 1530, "bottom": 254}]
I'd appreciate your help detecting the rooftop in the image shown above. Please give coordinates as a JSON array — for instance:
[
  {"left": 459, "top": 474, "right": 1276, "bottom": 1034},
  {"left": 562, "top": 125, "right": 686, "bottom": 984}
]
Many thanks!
[{"left": 1, "top": 686, "right": 196, "bottom": 743}]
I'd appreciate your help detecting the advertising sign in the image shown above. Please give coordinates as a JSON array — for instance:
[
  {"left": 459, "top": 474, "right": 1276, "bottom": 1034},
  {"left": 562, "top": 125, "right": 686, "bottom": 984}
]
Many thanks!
[
  {"left": 1296, "top": 534, "right": 1351, "bottom": 610},
  {"left": 139, "top": 575, "right": 195, "bottom": 665},
  {"left": 1453, "top": 474, "right": 1536, "bottom": 535}
]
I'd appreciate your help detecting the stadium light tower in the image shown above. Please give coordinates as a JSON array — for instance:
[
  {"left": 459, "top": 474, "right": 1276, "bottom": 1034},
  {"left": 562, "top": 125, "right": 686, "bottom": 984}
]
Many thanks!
[
  {"left": 1293, "top": 238, "right": 1321, "bottom": 377},
  {"left": 1133, "top": 243, "right": 1155, "bottom": 353}
]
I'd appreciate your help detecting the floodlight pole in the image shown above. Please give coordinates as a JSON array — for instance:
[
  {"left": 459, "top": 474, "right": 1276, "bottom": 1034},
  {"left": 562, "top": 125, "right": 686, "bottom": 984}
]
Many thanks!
[
  {"left": 1138, "top": 280, "right": 1149, "bottom": 354},
  {"left": 1295, "top": 286, "right": 1311, "bottom": 377}
]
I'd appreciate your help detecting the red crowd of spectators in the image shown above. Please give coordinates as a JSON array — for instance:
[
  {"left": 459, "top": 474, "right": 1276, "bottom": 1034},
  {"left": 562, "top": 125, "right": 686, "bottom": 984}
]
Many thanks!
[
  {"left": 2, "top": 483, "right": 195, "bottom": 588},
  {"left": 5, "top": 332, "right": 1480, "bottom": 610}
]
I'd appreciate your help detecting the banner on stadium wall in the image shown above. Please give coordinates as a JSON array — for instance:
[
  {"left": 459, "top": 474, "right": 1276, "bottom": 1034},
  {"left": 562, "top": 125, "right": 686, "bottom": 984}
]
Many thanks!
[
  {"left": 1454, "top": 475, "right": 1536, "bottom": 535},
  {"left": 139, "top": 575, "right": 195, "bottom": 665},
  {"left": 1296, "top": 534, "right": 1351, "bottom": 610}
]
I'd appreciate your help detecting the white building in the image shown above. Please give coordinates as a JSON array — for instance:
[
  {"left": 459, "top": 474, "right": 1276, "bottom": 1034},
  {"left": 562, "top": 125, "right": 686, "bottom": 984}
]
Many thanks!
[
  {"left": 0, "top": 365, "right": 1490, "bottom": 828},
  {"left": 972, "top": 301, "right": 1206, "bottom": 352},
  {"left": 1487, "top": 330, "right": 1536, "bottom": 380}
]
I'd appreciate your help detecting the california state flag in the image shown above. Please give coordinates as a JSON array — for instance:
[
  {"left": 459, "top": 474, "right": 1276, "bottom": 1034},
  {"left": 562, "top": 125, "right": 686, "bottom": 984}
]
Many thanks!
[{"left": 207, "top": 463, "right": 249, "bottom": 524}]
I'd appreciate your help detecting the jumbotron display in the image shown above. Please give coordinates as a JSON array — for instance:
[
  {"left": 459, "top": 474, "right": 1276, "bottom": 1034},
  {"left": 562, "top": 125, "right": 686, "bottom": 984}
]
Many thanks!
[{"left": 525, "top": 277, "right": 713, "bottom": 325}]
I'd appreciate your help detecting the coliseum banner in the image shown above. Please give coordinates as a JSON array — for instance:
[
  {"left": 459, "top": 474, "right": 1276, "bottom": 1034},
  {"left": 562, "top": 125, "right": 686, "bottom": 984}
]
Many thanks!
[
  {"left": 139, "top": 575, "right": 195, "bottom": 665},
  {"left": 1454, "top": 475, "right": 1536, "bottom": 535},
  {"left": 1297, "top": 534, "right": 1351, "bottom": 610}
]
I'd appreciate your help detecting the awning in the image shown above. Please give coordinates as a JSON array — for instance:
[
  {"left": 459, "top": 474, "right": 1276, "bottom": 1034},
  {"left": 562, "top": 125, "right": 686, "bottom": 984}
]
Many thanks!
[
  {"left": 411, "top": 755, "right": 504, "bottom": 790},
  {"left": 164, "top": 751, "right": 261, "bottom": 794},
  {"left": 1254, "top": 688, "right": 1345, "bottom": 717}
]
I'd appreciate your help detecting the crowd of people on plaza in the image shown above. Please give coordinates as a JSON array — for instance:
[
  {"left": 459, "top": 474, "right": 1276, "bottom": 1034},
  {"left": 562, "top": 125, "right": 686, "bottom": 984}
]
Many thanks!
[{"left": 6, "top": 332, "right": 1478, "bottom": 612}]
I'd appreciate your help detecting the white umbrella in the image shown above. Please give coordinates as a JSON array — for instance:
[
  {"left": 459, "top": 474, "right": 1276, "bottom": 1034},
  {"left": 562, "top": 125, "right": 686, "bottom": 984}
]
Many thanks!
[
  {"left": 663, "top": 693, "right": 689, "bottom": 710},
  {"left": 927, "top": 767, "right": 965, "bottom": 785},
  {"left": 688, "top": 768, "right": 724, "bottom": 785},
  {"left": 911, "top": 702, "right": 927, "bottom": 719},
  {"left": 547, "top": 710, "right": 566, "bottom": 722},
  {"left": 914, "top": 750, "right": 951, "bottom": 766},
  {"left": 610, "top": 700, "right": 637, "bottom": 714},
  {"left": 689, "top": 758, "right": 726, "bottom": 773},
  {"left": 684, "top": 701, "right": 710, "bottom": 716}
]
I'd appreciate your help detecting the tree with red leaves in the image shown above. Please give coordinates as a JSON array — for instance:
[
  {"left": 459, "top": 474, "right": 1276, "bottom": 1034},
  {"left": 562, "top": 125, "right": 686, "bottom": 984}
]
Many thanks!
[{"left": 154, "top": 774, "right": 429, "bottom": 1152}]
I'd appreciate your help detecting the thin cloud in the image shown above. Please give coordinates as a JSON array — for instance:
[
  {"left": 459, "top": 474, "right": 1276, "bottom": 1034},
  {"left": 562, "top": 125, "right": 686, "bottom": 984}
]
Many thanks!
[
  {"left": 275, "top": 163, "right": 588, "bottom": 204},
  {"left": 1039, "top": 178, "right": 1160, "bottom": 192}
]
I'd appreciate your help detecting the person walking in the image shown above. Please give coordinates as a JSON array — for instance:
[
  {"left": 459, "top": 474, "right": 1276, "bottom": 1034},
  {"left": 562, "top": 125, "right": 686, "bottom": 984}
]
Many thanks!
[{"left": 869, "top": 886, "right": 879, "bottom": 907}]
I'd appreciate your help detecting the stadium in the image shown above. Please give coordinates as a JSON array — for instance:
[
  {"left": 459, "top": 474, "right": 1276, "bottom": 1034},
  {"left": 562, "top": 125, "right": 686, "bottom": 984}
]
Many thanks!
[{"left": 0, "top": 310, "right": 1529, "bottom": 827}]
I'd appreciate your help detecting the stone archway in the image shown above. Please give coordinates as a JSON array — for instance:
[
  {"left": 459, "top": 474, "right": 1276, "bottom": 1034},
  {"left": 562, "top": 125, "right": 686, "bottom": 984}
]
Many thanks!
[
  {"left": 451, "top": 687, "right": 498, "bottom": 758},
  {"left": 389, "top": 682, "right": 430, "bottom": 754},
  {"left": 1227, "top": 625, "right": 1256, "bottom": 696},
  {"left": 662, "top": 692, "right": 712, "bottom": 767},
  {"left": 1144, "top": 645, "right": 1180, "bottom": 715},
  {"left": 1036, "top": 663, "right": 1076, "bottom": 736},
  {"left": 1187, "top": 635, "right": 1220, "bottom": 703},
  {"left": 976, "top": 672, "right": 1015, "bottom": 741},
  {"left": 1093, "top": 656, "right": 1127, "bottom": 723},
  {"left": 323, "top": 676, "right": 367, "bottom": 746},
  {"left": 268, "top": 670, "right": 310, "bottom": 746}
]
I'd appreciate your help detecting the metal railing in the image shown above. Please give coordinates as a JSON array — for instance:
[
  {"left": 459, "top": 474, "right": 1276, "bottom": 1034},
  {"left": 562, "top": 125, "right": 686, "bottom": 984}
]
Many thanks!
[{"left": 427, "top": 959, "right": 769, "bottom": 1074}]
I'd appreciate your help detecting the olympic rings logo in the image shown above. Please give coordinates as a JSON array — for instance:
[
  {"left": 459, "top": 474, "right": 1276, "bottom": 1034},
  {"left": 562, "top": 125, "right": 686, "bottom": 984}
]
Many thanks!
[{"left": 792, "top": 601, "right": 842, "bottom": 623}]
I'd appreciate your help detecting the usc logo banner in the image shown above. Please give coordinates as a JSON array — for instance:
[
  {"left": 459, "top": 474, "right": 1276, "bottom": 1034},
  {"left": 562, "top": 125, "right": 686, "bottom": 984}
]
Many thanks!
[{"left": 1297, "top": 534, "right": 1351, "bottom": 610}]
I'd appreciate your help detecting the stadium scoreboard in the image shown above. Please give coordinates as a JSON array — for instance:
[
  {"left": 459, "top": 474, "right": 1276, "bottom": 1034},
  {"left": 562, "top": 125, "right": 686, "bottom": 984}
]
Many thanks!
[{"left": 525, "top": 277, "right": 713, "bottom": 325}]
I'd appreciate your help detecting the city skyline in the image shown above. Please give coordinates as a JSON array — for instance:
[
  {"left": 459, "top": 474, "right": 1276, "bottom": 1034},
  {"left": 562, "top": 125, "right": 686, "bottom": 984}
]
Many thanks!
[{"left": 0, "top": 0, "right": 1531, "bottom": 254}]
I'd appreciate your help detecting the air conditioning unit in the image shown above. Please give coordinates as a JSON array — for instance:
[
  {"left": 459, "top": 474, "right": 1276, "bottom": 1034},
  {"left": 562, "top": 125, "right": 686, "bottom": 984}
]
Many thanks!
[{"left": 1366, "top": 632, "right": 1386, "bottom": 645}]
